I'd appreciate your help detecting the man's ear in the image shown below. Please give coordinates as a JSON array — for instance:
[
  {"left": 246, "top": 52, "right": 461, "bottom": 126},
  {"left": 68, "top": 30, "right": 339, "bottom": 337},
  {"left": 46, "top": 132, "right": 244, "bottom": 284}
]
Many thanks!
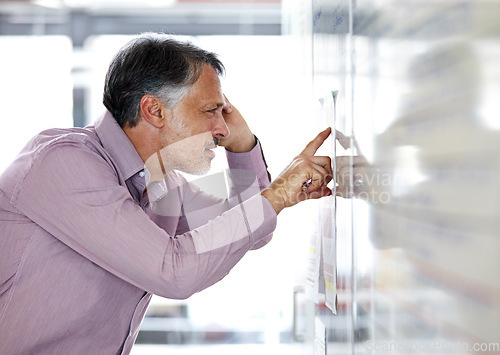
[{"left": 139, "top": 95, "right": 166, "bottom": 129}]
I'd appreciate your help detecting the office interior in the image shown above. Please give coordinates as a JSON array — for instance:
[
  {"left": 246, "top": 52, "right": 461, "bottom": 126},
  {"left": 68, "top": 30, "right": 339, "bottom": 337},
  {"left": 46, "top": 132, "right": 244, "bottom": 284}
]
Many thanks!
[{"left": 0, "top": 0, "right": 499, "bottom": 354}]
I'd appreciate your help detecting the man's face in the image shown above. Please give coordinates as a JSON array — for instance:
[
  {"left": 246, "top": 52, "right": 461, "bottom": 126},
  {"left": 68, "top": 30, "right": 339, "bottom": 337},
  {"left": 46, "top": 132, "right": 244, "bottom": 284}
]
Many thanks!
[{"left": 160, "top": 64, "right": 229, "bottom": 175}]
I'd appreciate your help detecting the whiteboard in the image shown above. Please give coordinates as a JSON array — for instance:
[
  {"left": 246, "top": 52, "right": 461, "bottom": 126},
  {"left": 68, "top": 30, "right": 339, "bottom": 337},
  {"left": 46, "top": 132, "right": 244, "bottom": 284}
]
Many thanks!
[{"left": 294, "top": 0, "right": 500, "bottom": 353}]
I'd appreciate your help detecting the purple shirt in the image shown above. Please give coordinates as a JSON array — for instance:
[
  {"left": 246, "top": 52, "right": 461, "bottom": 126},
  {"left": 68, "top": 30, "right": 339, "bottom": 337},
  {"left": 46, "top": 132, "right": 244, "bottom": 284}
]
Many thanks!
[{"left": 0, "top": 111, "right": 277, "bottom": 354}]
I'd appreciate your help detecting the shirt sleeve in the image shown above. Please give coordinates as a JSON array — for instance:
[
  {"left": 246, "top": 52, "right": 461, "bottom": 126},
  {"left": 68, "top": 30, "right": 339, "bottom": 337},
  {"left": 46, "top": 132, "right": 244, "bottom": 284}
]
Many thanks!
[
  {"left": 164, "top": 139, "right": 274, "bottom": 249},
  {"left": 225, "top": 137, "right": 272, "bottom": 191},
  {"left": 226, "top": 138, "right": 274, "bottom": 250},
  {"left": 13, "top": 141, "right": 277, "bottom": 299}
]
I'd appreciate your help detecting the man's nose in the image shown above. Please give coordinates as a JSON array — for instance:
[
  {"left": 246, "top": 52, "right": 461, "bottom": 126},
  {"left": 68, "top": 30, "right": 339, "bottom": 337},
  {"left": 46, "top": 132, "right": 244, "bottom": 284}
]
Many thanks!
[{"left": 212, "top": 111, "right": 230, "bottom": 139}]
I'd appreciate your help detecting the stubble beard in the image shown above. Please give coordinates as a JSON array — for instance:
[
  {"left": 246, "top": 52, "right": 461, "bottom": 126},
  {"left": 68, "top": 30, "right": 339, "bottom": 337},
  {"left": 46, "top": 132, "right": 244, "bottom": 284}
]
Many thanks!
[{"left": 162, "top": 116, "right": 218, "bottom": 176}]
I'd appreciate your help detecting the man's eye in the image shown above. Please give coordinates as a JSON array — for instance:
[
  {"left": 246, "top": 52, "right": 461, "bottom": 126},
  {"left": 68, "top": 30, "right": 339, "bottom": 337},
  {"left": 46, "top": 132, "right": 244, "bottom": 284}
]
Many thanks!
[{"left": 207, "top": 109, "right": 217, "bottom": 114}]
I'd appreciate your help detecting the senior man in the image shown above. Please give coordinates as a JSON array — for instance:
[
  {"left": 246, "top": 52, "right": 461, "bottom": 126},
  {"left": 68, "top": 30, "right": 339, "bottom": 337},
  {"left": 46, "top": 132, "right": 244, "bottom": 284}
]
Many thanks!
[{"left": 0, "top": 33, "right": 332, "bottom": 354}]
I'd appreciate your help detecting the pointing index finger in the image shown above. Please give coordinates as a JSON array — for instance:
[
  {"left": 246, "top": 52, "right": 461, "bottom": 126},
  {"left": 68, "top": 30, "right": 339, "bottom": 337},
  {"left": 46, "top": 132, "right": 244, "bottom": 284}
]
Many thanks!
[{"left": 301, "top": 127, "right": 332, "bottom": 156}]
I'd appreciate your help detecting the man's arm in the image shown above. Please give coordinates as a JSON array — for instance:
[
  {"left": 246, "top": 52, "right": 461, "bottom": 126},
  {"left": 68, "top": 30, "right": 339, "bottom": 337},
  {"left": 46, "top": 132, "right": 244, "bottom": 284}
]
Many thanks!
[
  {"left": 14, "top": 142, "right": 276, "bottom": 299},
  {"left": 149, "top": 140, "right": 272, "bottom": 234}
]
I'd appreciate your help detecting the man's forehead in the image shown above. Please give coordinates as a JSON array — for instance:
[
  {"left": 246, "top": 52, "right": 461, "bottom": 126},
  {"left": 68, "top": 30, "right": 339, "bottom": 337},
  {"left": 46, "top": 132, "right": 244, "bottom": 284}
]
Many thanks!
[
  {"left": 186, "top": 65, "right": 224, "bottom": 104},
  {"left": 193, "top": 83, "right": 223, "bottom": 100}
]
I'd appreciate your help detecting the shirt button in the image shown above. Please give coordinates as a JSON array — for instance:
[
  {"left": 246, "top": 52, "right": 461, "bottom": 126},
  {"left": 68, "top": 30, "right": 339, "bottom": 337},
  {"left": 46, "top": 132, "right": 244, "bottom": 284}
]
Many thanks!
[{"left": 139, "top": 171, "right": 145, "bottom": 178}]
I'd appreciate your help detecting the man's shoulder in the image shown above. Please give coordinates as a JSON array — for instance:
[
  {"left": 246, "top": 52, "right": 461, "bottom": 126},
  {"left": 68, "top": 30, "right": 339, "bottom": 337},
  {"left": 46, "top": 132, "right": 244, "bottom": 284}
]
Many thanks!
[
  {"left": 18, "top": 125, "right": 115, "bottom": 165},
  {"left": 2, "top": 126, "right": 107, "bottom": 181},
  {"left": 33, "top": 125, "right": 101, "bottom": 151},
  {"left": 0, "top": 125, "right": 112, "bottom": 207},
  {"left": 24, "top": 125, "right": 117, "bottom": 172}
]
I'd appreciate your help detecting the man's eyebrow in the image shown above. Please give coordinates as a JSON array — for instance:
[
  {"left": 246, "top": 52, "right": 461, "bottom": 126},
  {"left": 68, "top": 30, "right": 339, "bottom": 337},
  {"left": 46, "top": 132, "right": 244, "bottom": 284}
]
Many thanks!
[{"left": 203, "top": 102, "right": 224, "bottom": 109}]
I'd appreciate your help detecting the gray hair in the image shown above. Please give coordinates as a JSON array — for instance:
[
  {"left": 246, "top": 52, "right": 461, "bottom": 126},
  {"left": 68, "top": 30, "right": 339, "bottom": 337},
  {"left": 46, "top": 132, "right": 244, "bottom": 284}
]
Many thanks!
[{"left": 103, "top": 33, "right": 225, "bottom": 128}]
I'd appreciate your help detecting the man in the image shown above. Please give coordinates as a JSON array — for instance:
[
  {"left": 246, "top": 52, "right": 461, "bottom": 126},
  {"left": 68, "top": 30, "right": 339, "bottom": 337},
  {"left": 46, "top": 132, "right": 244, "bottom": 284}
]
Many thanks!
[{"left": 0, "top": 33, "right": 332, "bottom": 354}]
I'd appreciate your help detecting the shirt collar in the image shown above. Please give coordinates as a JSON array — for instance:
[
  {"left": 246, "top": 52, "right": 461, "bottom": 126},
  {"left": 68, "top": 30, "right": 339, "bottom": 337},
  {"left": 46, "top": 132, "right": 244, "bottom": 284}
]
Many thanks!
[{"left": 94, "top": 110, "right": 145, "bottom": 181}]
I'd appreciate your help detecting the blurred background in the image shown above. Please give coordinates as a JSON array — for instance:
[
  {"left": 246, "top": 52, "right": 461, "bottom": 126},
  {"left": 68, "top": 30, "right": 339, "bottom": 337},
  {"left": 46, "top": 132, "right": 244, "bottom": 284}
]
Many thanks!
[{"left": 1, "top": 1, "right": 499, "bottom": 354}]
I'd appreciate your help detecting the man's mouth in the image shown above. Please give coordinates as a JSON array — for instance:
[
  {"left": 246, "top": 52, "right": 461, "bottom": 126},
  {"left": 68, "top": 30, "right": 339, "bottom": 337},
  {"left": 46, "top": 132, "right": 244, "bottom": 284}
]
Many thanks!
[
  {"left": 204, "top": 138, "right": 219, "bottom": 150},
  {"left": 202, "top": 138, "right": 219, "bottom": 157}
]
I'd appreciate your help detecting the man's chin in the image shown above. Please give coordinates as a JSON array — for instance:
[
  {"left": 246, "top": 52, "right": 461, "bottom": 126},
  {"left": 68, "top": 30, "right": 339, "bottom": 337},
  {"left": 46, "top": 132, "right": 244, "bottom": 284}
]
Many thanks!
[{"left": 179, "top": 161, "right": 212, "bottom": 176}]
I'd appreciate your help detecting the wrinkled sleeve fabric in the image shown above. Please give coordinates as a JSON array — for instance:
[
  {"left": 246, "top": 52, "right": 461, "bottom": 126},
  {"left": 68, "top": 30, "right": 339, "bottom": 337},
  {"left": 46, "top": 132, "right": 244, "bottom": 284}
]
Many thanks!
[
  {"left": 12, "top": 139, "right": 277, "bottom": 299},
  {"left": 226, "top": 139, "right": 274, "bottom": 249},
  {"left": 225, "top": 138, "right": 272, "bottom": 197},
  {"left": 169, "top": 140, "right": 274, "bottom": 250}
]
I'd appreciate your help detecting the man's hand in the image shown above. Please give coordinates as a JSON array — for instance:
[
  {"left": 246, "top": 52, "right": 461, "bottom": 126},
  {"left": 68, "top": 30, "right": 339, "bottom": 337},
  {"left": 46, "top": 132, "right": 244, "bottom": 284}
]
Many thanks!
[
  {"left": 218, "top": 96, "right": 256, "bottom": 153},
  {"left": 261, "top": 127, "right": 333, "bottom": 214}
]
